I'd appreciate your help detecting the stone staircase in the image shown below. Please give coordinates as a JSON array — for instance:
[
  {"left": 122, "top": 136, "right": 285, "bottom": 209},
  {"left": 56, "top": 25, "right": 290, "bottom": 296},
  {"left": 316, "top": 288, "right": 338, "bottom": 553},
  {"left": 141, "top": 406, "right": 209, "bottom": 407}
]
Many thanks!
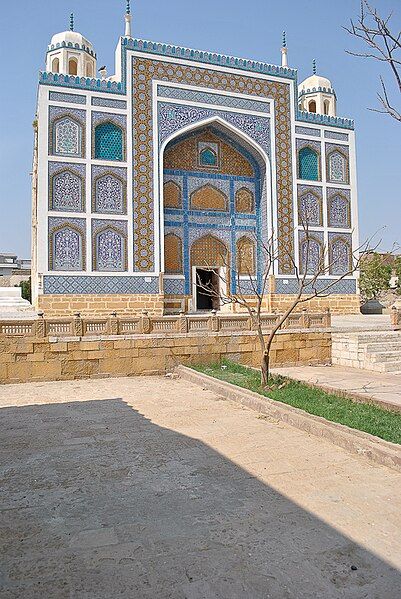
[{"left": 332, "top": 331, "right": 401, "bottom": 375}]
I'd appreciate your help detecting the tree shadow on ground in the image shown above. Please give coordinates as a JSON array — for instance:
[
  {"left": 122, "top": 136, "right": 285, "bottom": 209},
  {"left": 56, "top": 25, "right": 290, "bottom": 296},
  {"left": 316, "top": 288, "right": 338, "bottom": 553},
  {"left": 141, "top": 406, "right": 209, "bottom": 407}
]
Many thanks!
[{"left": 0, "top": 397, "right": 400, "bottom": 598}]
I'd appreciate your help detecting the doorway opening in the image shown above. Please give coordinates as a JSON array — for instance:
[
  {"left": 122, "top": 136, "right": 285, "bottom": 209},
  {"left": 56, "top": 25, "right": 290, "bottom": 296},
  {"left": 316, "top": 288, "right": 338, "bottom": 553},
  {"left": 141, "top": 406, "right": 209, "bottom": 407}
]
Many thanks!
[{"left": 195, "top": 268, "right": 220, "bottom": 311}]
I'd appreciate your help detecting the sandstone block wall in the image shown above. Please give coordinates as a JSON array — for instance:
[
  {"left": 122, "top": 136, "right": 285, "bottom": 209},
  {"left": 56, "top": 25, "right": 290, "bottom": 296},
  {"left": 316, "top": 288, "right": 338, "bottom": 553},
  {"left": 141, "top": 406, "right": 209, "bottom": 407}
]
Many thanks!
[
  {"left": 37, "top": 294, "right": 165, "bottom": 317},
  {"left": 0, "top": 330, "right": 331, "bottom": 384},
  {"left": 37, "top": 292, "right": 359, "bottom": 318},
  {"left": 269, "top": 294, "right": 360, "bottom": 315}
]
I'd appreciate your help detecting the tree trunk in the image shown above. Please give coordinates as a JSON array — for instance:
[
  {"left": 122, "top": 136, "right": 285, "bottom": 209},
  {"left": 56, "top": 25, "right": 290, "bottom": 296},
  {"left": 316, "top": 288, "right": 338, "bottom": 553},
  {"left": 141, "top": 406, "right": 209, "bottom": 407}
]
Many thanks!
[{"left": 261, "top": 350, "right": 269, "bottom": 387}]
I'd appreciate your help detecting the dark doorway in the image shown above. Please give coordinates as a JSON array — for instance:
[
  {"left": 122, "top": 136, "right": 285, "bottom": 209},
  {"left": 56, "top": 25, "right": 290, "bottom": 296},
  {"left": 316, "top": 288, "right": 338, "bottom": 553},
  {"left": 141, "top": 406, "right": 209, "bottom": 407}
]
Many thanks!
[{"left": 195, "top": 268, "right": 219, "bottom": 311}]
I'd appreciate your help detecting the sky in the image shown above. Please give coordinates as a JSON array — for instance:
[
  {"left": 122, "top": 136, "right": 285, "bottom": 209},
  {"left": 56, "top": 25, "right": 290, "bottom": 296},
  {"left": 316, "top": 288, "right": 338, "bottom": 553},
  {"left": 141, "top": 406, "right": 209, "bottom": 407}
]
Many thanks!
[{"left": 0, "top": 0, "right": 400, "bottom": 258}]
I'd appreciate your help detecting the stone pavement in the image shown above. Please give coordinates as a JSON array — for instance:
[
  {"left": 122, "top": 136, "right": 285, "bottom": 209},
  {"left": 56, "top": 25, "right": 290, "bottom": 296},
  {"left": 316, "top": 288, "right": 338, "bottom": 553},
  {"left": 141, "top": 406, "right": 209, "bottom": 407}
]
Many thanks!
[
  {"left": 272, "top": 364, "right": 401, "bottom": 412},
  {"left": 331, "top": 314, "right": 392, "bottom": 332},
  {"left": 0, "top": 376, "right": 400, "bottom": 598}
]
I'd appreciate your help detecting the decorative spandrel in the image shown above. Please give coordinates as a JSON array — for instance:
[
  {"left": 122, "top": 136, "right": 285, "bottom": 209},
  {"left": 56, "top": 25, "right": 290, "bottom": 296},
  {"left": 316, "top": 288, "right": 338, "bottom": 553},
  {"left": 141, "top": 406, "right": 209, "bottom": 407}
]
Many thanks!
[
  {"left": 53, "top": 227, "right": 82, "bottom": 270},
  {"left": 52, "top": 170, "right": 83, "bottom": 212},
  {"left": 299, "top": 192, "right": 321, "bottom": 226},
  {"left": 95, "top": 174, "right": 124, "bottom": 213},
  {"left": 54, "top": 118, "right": 82, "bottom": 156},
  {"left": 96, "top": 229, "right": 125, "bottom": 271}
]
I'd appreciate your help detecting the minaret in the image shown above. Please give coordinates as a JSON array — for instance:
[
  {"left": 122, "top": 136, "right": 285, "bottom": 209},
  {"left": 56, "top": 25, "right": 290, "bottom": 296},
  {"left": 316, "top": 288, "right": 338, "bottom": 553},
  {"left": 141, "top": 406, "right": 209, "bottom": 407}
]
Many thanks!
[
  {"left": 46, "top": 12, "right": 97, "bottom": 77},
  {"left": 124, "top": 0, "right": 132, "bottom": 37},
  {"left": 298, "top": 59, "right": 337, "bottom": 116},
  {"left": 281, "top": 31, "right": 288, "bottom": 67}
]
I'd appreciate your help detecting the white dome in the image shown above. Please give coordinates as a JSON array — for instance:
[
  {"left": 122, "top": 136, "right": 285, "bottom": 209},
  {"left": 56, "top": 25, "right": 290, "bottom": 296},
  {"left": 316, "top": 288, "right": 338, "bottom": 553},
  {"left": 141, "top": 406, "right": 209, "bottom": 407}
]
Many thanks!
[
  {"left": 49, "top": 30, "right": 94, "bottom": 53},
  {"left": 298, "top": 74, "right": 334, "bottom": 94}
]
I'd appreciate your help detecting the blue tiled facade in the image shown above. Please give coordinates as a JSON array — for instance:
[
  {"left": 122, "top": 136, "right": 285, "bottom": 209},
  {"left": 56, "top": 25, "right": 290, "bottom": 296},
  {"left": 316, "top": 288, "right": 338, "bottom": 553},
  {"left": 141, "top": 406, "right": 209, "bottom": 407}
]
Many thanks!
[
  {"left": 43, "top": 275, "right": 159, "bottom": 295},
  {"left": 35, "top": 26, "right": 359, "bottom": 309}
]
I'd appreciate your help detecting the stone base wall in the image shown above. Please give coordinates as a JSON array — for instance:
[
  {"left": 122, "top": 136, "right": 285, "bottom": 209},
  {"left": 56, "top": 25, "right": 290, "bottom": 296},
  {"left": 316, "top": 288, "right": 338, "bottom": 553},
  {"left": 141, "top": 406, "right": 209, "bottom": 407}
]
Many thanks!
[
  {"left": 37, "top": 292, "right": 359, "bottom": 317},
  {"left": 0, "top": 330, "right": 331, "bottom": 384},
  {"left": 269, "top": 294, "right": 360, "bottom": 315},
  {"left": 37, "top": 294, "right": 165, "bottom": 317}
]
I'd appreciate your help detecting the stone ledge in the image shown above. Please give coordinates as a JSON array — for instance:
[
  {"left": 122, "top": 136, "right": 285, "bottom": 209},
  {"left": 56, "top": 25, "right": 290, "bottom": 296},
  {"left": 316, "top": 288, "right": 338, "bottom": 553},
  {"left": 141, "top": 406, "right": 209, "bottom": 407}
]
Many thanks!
[{"left": 175, "top": 365, "right": 401, "bottom": 473}]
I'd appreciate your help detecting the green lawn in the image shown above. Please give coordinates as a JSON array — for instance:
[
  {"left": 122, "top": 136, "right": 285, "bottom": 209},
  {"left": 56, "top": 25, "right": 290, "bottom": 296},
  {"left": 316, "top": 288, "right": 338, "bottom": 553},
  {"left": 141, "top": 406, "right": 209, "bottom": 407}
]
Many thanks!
[{"left": 191, "top": 360, "right": 401, "bottom": 445}]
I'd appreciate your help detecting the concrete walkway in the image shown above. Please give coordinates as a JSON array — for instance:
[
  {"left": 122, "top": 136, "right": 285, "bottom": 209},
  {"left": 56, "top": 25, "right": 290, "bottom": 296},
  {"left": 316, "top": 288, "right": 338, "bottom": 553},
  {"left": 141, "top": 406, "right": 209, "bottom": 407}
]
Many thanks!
[
  {"left": 272, "top": 365, "right": 401, "bottom": 412},
  {"left": 0, "top": 376, "right": 400, "bottom": 598}
]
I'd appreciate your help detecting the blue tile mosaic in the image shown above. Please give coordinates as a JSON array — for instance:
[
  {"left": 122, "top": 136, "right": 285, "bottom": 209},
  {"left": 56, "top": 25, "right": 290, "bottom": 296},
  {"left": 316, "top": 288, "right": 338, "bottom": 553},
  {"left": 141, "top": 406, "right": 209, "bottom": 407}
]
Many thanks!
[
  {"left": 92, "top": 97, "right": 127, "bottom": 109},
  {"left": 157, "top": 85, "right": 271, "bottom": 113},
  {"left": 164, "top": 278, "right": 186, "bottom": 295},
  {"left": 324, "top": 131, "right": 349, "bottom": 141},
  {"left": 49, "top": 91, "right": 86, "bottom": 104},
  {"left": 43, "top": 275, "right": 159, "bottom": 295},
  {"left": 295, "top": 126, "right": 321, "bottom": 137},
  {"left": 275, "top": 278, "right": 357, "bottom": 294},
  {"left": 158, "top": 103, "right": 271, "bottom": 157},
  {"left": 48, "top": 217, "right": 86, "bottom": 272}
]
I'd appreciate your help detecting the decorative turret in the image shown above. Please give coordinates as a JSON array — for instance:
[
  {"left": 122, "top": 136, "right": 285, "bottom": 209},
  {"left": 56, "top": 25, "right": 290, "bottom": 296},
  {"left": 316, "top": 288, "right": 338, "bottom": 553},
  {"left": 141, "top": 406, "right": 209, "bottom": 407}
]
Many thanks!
[
  {"left": 298, "top": 59, "right": 337, "bottom": 116},
  {"left": 124, "top": 0, "right": 132, "bottom": 37},
  {"left": 46, "top": 13, "right": 97, "bottom": 77},
  {"left": 281, "top": 31, "right": 288, "bottom": 67}
]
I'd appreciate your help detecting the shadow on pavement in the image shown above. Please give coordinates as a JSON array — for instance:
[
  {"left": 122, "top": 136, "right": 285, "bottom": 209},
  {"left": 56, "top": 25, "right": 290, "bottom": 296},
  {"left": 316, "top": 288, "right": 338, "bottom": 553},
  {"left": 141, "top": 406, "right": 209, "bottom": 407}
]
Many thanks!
[{"left": 1, "top": 397, "right": 400, "bottom": 598}]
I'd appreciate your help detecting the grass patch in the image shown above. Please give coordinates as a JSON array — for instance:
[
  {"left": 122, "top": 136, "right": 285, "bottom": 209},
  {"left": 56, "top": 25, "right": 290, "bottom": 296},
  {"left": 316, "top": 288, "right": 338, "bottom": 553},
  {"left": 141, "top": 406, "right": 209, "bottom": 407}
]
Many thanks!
[{"left": 191, "top": 360, "right": 401, "bottom": 445}]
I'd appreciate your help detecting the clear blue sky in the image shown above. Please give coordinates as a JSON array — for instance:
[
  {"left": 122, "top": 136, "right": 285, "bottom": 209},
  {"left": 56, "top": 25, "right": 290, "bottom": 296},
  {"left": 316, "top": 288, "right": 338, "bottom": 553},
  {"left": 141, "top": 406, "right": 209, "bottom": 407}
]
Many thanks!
[{"left": 0, "top": 0, "right": 399, "bottom": 257}]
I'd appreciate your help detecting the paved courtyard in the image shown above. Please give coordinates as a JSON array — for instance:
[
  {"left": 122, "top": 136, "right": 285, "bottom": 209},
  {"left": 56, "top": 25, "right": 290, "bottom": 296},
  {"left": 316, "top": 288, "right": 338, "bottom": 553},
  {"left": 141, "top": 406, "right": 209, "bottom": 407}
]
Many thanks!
[{"left": 1, "top": 376, "right": 400, "bottom": 598}]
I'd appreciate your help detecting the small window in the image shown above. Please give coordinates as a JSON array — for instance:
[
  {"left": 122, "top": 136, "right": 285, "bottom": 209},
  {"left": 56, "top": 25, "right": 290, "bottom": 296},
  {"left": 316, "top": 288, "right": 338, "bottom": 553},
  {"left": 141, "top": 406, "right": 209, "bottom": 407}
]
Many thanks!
[
  {"left": 299, "top": 147, "right": 319, "bottom": 181},
  {"left": 68, "top": 58, "right": 78, "bottom": 76},
  {"left": 324, "top": 100, "right": 330, "bottom": 115},
  {"left": 308, "top": 100, "right": 317, "bottom": 113},
  {"left": 52, "top": 57, "right": 59, "bottom": 73},
  {"left": 94, "top": 122, "right": 123, "bottom": 161},
  {"left": 200, "top": 147, "right": 218, "bottom": 167}
]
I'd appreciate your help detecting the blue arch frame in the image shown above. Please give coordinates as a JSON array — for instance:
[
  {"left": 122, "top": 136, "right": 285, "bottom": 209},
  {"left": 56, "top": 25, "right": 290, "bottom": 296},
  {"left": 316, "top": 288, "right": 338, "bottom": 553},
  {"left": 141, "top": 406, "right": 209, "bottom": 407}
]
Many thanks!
[{"left": 163, "top": 125, "right": 264, "bottom": 295}]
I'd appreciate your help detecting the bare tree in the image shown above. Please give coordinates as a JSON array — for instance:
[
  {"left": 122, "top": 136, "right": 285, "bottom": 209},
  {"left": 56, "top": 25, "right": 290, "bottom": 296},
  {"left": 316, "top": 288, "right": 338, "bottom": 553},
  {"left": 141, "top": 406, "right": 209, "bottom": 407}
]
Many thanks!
[
  {"left": 195, "top": 219, "right": 377, "bottom": 387},
  {"left": 344, "top": 1, "right": 401, "bottom": 122}
]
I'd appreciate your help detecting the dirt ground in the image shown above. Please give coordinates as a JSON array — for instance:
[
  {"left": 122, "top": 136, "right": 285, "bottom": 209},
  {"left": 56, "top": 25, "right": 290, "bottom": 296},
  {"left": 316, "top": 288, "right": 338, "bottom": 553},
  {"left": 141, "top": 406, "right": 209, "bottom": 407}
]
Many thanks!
[{"left": 0, "top": 376, "right": 400, "bottom": 598}]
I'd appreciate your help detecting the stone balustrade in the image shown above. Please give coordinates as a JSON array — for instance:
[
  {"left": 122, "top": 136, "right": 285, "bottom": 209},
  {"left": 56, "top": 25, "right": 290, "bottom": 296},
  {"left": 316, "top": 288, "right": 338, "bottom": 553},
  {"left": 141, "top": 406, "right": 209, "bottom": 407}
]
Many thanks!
[
  {"left": 391, "top": 307, "right": 401, "bottom": 331},
  {"left": 0, "top": 309, "right": 331, "bottom": 339}
]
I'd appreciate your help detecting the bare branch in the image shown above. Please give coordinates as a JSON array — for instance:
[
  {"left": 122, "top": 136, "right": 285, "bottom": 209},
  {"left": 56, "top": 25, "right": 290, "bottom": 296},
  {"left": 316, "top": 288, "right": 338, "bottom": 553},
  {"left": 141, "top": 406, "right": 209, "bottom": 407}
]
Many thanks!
[{"left": 345, "top": 0, "right": 401, "bottom": 122}]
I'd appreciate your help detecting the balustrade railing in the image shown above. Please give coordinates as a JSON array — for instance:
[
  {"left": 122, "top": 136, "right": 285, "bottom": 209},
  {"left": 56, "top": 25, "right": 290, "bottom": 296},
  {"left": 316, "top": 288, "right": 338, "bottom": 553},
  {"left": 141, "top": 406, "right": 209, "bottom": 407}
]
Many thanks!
[
  {"left": 0, "top": 309, "right": 331, "bottom": 339},
  {"left": 391, "top": 307, "right": 401, "bottom": 331}
]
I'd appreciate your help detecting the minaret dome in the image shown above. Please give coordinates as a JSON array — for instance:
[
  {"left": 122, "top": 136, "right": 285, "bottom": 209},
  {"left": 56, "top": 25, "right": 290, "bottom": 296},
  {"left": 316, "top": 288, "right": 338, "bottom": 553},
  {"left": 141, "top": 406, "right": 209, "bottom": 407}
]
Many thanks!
[
  {"left": 46, "top": 13, "right": 97, "bottom": 78},
  {"left": 298, "top": 60, "right": 337, "bottom": 117}
]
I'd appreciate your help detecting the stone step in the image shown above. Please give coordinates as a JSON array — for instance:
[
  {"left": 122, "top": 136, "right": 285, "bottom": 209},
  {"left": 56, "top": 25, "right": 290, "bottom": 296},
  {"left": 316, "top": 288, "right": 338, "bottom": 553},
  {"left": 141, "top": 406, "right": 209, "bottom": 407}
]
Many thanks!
[
  {"left": 363, "top": 343, "right": 401, "bottom": 352},
  {"left": 382, "top": 361, "right": 401, "bottom": 373},
  {"left": 367, "top": 351, "right": 401, "bottom": 363}
]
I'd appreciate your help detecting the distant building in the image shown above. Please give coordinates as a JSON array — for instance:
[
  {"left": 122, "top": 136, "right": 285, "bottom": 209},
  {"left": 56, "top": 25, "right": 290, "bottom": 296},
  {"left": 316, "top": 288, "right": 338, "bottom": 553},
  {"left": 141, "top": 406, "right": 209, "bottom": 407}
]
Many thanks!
[{"left": 0, "top": 254, "right": 31, "bottom": 278}]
